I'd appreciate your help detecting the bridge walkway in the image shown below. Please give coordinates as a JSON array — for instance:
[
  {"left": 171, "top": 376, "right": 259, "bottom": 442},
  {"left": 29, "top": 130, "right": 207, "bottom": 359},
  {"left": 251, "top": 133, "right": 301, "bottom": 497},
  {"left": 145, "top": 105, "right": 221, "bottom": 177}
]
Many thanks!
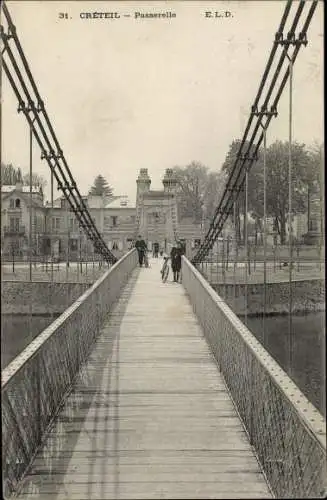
[{"left": 16, "top": 258, "right": 271, "bottom": 499}]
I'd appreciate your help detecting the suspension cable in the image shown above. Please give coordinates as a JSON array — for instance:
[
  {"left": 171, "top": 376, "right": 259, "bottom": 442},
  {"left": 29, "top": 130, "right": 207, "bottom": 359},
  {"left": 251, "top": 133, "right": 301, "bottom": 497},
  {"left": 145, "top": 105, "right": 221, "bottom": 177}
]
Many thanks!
[
  {"left": 1, "top": 2, "right": 117, "bottom": 264},
  {"left": 193, "top": 0, "right": 318, "bottom": 263}
]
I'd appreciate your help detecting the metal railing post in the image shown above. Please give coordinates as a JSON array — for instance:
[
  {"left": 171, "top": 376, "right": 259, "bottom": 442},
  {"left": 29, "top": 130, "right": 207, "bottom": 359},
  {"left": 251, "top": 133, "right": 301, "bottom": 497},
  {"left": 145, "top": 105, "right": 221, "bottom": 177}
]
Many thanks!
[
  {"left": 233, "top": 201, "right": 237, "bottom": 309},
  {"left": 245, "top": 171, "right": 249, "bottom": 325},
  {"left": 263, "top": 126, "right": 267, "bottom": 347},
  {"left": 66, "top": 214, "right": 69, "bottom": 282},
  {"left": 92, "top": 246, "right": 95, "bottom": 281},
  {"left": 216, "top": 240, "right": 219, "bottom": 292},
  {"left": 222, "top": 236, "right": 226, "bottom": 299},
  {"left": 50, "top": 171, "right": 54, "bottom": 282},
  {"left": 287, "top": 56, "right": 294, "bottom": 377},
  {"left": 29, "top": 125, "right": 33, "bottom": 282}
]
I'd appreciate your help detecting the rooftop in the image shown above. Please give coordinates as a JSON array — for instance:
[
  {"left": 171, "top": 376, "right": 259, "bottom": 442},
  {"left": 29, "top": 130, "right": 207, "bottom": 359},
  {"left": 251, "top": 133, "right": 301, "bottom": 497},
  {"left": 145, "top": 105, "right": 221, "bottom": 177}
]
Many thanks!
[
  {"left": 1, "top": 185, "right": 42, "bottom": 194},
  {"left": 143, "top": 190, "right": 174, "bottom": 199},
  {"left": 105, "top": 196, "right": 135, "bottom": 209}
]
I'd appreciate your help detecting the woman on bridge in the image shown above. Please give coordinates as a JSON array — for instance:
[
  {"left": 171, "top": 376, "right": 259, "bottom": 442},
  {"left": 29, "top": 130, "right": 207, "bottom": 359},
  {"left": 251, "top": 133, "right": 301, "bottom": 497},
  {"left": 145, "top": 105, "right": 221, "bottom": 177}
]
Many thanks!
[{"left": 170, "top": 242, "right": 183, "bottom": 282}]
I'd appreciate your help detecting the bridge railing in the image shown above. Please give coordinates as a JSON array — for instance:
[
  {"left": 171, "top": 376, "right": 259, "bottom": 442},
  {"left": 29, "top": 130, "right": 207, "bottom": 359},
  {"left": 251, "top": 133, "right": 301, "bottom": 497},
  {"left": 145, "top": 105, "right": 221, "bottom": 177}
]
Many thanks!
[
  {"left": 182, "top": 256, "right": 326, "bottom": 499},
  {"left": 1, "top": 249, "right": 138, "bottom": 497}
]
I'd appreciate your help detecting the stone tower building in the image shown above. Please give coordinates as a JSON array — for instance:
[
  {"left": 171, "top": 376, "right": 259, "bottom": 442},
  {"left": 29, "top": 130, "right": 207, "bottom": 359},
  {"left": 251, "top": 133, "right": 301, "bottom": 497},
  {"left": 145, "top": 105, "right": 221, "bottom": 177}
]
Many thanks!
[{"left": 135, "top": 168, "right": 179, "bottom": 251}]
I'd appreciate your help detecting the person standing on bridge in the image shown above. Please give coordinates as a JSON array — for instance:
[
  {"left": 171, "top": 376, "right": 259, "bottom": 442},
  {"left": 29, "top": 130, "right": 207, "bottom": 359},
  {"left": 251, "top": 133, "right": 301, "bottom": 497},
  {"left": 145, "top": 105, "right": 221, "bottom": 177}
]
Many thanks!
[
  {"left": 153, "top": 242, "right": 159, "bottom": 258},
  {"left": 170, "top": 241, "right": 183, "bottom": 282},
  {"left": 135, "top": 235, "right": 147, "bottom": 267}
]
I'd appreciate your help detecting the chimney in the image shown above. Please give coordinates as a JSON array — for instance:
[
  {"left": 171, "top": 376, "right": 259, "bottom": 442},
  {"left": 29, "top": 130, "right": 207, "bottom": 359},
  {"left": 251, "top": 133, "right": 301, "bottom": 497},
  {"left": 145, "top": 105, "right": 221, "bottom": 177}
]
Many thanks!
[
  {"left": 162, "top": 168, "right": 177, "bottom": 193},
  {"left": 136, "top": 168, "right": 151, "bottom": 194}
]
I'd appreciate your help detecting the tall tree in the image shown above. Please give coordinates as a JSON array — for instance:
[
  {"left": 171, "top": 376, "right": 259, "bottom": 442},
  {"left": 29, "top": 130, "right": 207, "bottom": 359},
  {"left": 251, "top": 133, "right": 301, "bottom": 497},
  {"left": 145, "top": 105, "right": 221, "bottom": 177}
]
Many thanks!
[
  {"left": 173, "top": 162, "right": 227, "bottom": 226},
  {"left": 303, "top": 142, "right": 324, "bottom": 236},
  {"left": 221, "top": 139, "right": 313, "bottom": 244},
  {"left": 1, "top": 163, "right": 19, "bottom": 185},
  {"left": 221, "top": 140, "right": 262, "bottom": 242},
  {"left": 264, "top": 141, "right": 310, "bottom": 244},
  {"left": 88, "top": 175, "right": 113, "bottom": 198},
  {"left": 173, "top": 162, "right": 208, "bottom": 223},
  {"left": 23, "top": 172, "right": 47, "bottom": 189},
  {"left": 174, "top": 161, "right": 226, "bottom": 227},
  {"left": 202, "top": 170, "right": 227, "bottom": 224}
]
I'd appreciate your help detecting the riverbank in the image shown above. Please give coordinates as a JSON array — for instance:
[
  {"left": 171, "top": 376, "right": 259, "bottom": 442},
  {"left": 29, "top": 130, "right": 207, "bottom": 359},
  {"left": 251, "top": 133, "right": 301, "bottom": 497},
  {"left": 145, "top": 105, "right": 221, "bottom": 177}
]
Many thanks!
[
  {"left": 1, "top": 281, "right": 90, "bottom": 315},
  {"left": 212, "top": 279, "right": 325, "bottom": 316},
  {"left": 1, "top": 313, "right": 61, "bottom": 368}
]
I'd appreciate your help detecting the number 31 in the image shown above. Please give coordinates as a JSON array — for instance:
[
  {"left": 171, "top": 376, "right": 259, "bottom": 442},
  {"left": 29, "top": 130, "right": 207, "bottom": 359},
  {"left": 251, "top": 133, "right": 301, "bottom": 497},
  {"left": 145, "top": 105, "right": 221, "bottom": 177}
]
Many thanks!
[{"left": 59, "top": 13, "right": 69, "bottom": 19}]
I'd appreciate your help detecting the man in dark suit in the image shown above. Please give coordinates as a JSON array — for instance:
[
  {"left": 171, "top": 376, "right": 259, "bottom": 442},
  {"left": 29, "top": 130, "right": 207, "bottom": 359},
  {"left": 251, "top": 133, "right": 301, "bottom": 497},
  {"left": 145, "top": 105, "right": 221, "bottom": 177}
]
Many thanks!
[
  {"left": 135, "top": 235, "right": 147, "bottom": 267},
  {"left": 170, "top": 241, "right": 183, "bottom": 282}
]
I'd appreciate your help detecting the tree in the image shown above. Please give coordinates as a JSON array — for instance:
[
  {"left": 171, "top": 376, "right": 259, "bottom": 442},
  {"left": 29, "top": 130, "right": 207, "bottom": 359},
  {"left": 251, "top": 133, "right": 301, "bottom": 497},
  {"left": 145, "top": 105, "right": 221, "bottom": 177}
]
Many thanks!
[
  {"left": 304, "top": 142, "right": 324, "bottom": 237},
  {"left": 202, "top": 170, "right": 227, "bottom": 224},
  {"left": 88, "top": 175, "right": 113, "bottom": 198},
  {"left": 172, "top": 162, "right": 227, "bottom": 227},
  {"left": 1, "top": 163, "right": 47, "bottom": 191},
  {"left": 173, "top": 162, "right": 208, "bottom": 223},
  {"left": 23, "top": 172, "right": 47, "bottom": 189},
  {"left": 264, "top": 141, "right": 310, "bottom": 244},
  {"left": 1, "top": 163, "right": 19, "bottom": 185},
  {"left": 221, "top": 140, "right": 262, "bottom": 242},
  {"left": 221, "top": 139, "right": 314, "bottom": 244}
]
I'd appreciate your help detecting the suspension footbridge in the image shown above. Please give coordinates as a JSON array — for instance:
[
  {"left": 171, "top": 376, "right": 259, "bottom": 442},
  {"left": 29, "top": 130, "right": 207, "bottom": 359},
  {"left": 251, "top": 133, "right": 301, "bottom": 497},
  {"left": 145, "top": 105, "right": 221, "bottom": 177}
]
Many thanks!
[{"left": 1, "top": 1, "right": 325, "bottom": 499}]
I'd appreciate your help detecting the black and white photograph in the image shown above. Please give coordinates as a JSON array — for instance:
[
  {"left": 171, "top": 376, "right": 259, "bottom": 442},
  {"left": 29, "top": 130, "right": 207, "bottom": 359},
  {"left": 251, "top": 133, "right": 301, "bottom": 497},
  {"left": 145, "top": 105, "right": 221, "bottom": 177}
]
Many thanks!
[{"left": 1, "top": 1, "right": 325, "bottom": 498}]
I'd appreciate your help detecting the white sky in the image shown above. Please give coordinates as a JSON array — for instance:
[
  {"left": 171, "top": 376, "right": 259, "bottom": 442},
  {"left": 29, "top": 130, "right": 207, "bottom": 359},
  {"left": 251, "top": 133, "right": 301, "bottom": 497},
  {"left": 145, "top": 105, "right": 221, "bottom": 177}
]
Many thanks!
[{"left": 1, "top": 1, "right": 324, "bottom": 204}]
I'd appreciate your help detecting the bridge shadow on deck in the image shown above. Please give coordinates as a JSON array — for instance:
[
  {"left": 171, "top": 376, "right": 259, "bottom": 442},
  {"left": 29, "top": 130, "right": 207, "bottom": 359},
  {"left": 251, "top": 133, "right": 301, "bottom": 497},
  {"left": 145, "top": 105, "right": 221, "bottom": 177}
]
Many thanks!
[{"left": 16, "top": 268, "right": 140, "bottom": 499}]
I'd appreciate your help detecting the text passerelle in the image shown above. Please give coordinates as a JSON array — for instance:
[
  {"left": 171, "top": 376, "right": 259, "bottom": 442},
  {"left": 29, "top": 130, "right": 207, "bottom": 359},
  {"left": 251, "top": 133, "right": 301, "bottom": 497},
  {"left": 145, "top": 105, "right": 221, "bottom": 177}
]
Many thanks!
[{"left": 79, "top": 11, "right": 177, "bottom": 20}]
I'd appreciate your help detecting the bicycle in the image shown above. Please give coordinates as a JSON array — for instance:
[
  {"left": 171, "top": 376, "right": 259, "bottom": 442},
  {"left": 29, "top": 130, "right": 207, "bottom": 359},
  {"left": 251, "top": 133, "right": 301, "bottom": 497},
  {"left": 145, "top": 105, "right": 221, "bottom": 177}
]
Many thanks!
[{"left": 161, "top": 257, "right": 170, "bottom": 282}]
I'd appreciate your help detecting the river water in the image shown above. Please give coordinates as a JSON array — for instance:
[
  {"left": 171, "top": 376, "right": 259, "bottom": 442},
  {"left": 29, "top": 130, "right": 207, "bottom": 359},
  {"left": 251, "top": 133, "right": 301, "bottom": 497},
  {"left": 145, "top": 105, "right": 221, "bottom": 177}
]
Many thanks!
[
  {"left": 245, "top": 312, "right": 325, "bottom": 415},
  {"left": 1, "top": 314, "right": 60, "bottom": 369}
]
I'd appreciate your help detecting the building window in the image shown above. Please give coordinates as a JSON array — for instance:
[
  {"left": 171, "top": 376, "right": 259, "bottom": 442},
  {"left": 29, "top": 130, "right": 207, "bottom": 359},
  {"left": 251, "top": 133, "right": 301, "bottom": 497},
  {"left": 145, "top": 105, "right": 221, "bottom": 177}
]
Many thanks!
[
  {"left": 69, "top": 217, "right": 78, "bottom": 231},
  {"left": 52, "top": 217, "right": 61, "bottom": 230},
  {"left": 70, "top": 239, "right": 78, "bottom": 251},
  {"left": 41, "top": 237, "right": 51, "bottom": 255},
  {"left": 309, "top": 219, "right": 318, "bottom": 232},
  {"left": 9, "top": 217, "right": 20, "bottom": 232},
  {"left": 112, "top": 241, "right": 119, "bottom": 250},
  {"left": 112, "top": 216, "right": 117, "bottom": 227},
  {"left": 9, "top": 199, "right": 15, "bottom": 209},
  {"left": 15, "top": 198, "right": 21, "bottom": 208}
]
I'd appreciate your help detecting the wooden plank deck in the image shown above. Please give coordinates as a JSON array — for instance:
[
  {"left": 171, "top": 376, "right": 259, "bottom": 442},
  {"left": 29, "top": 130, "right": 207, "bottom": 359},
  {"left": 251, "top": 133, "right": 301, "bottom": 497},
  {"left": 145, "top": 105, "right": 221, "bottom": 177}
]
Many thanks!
[{"left": 16, "top": 258, "right": 272, "bottom": 499}]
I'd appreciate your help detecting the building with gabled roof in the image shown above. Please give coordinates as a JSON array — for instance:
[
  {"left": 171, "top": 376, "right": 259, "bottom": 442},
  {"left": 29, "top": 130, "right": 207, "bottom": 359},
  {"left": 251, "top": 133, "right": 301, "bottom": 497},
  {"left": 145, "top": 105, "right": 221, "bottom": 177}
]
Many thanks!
[
  {"left": 1, "top": 169, "right": 207, "bottom": 260},
  {"left": 1, "top": 179, "right": 45, "bottom": 257}
]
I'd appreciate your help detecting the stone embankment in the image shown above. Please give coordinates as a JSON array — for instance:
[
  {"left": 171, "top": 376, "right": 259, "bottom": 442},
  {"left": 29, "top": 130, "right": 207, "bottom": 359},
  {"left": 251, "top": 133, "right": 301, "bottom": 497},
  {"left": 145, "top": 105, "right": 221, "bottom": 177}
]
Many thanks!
[
  {"left": 2, "top": 281, "right": 90, "bottom": 315},
  {"left": 212, "top": 279, "right": 325, "bottom": 316}
]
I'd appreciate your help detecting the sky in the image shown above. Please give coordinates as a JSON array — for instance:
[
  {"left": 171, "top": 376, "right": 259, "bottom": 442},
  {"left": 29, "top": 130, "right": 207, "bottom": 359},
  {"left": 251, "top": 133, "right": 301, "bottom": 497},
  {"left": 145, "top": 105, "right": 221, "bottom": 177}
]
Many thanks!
[{"left": 1, "top": 1, "right": 324, "bottom": 205}]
